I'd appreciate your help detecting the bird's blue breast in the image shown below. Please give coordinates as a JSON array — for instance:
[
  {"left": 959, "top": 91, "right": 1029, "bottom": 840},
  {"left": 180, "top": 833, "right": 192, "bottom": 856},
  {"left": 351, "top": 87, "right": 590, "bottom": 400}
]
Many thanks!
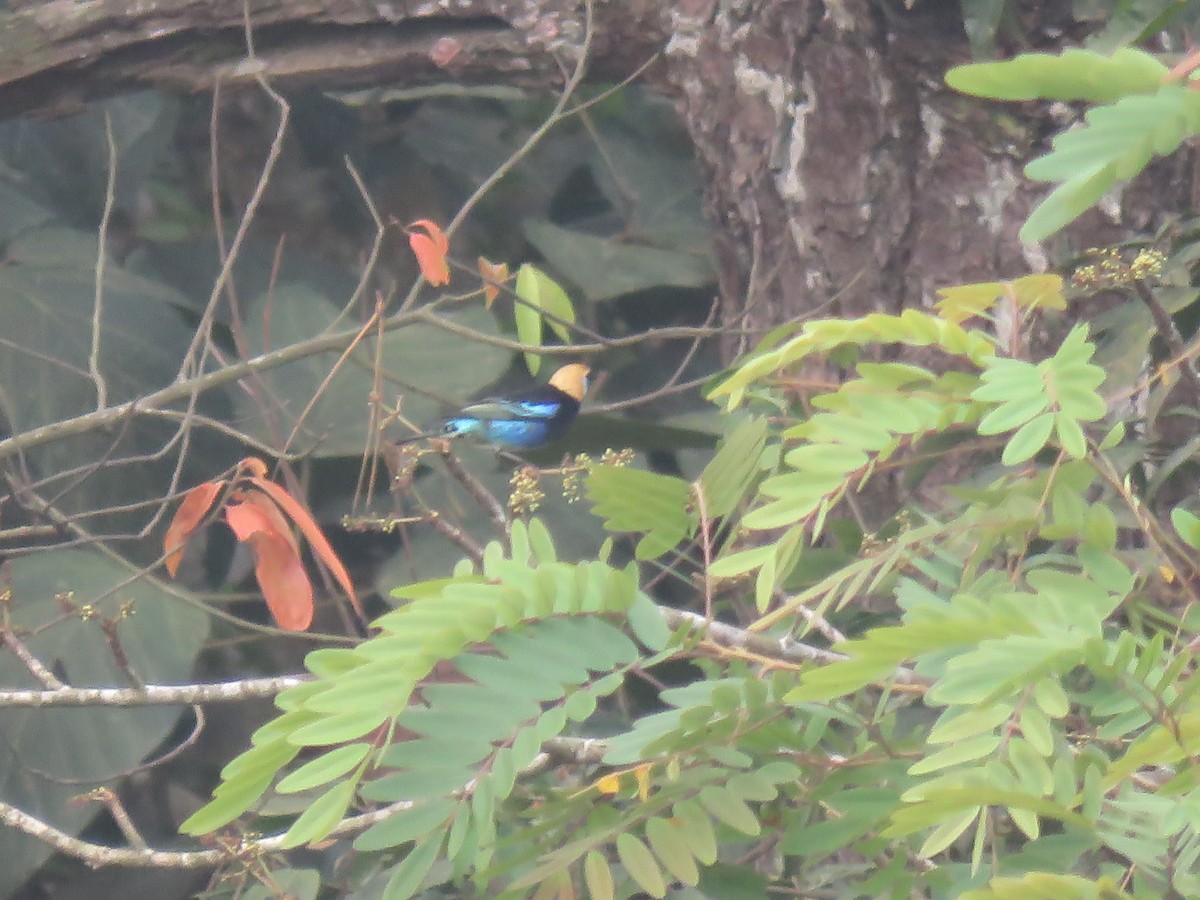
[{"left": 442, "top": 416, "right": 556, "bottom": 448}]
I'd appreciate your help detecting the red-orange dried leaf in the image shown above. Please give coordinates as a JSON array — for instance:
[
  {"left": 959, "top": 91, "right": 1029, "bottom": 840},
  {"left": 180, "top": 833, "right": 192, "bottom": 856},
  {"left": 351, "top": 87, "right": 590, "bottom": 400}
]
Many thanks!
[
  {"left": 248, "top": 477, "right": 364, "bottom": 622},
  {"left": 163, "top": 481, "right": 224, "bottom": 577},
  {"left": 408, "top": 219, "right": 451, "bottom": 286},
  {"left": 226, "top": 494, "right": 313, "bottom": 631},
  {"left": 428, "top": 36, "right": 462, "bottom": 67},
  {"left": 477, "top": 257, "right": 509, "bottom": 308}
]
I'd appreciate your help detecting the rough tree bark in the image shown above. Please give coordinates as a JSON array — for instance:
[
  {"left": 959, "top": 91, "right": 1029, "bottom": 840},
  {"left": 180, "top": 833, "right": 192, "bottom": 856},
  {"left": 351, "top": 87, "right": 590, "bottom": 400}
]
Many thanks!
[{"left": 0, "top": 0, "right": 1190, "bottom": 341}]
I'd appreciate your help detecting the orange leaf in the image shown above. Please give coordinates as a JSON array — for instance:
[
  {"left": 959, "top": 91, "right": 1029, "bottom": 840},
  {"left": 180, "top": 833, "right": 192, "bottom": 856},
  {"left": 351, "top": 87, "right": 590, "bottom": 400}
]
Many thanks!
[
  {"left": 226, "top": 495, "right": 313, "bottom": 631},
  {"left": 408, "top": 219, "right": 450, "bottom": 286},
  {"left": 163, "top": 481, "right": 224, "bottom": 577},
  {"left": 477, "top": 257, "right": 509, "bottom": 308},
  {"left": 248, "top": 477, "right": 364, "bottom": 622}
]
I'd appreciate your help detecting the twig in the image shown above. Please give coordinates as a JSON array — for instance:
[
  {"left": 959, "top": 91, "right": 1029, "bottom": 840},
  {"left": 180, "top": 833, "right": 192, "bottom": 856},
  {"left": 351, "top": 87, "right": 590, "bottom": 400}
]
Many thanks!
[
  {"left": 178, "top": 23, "right": 290, "bottom": 380},
  {"left": 693, "top": 482, "right": 714, "bottom": 620},
  {"left": 73, "top": 789, "right": 147, "bottom": 850},
  {"left": 89, "top": 111, "right": 117, "bottom": 409},
  {"left": 99, "top": 615, "right": 144, "bottom": 690},
  {"left": 0, "top": 676, "right": 307, "bottom": 708},
  {"left": 0, "top": 626, "right": 65, "bottom": 689},
  {"left": 1135, "top": 280, "right": 1200, "bottom": 400},
  {"left": 436, "top": 442, "right": 510, "bottom": 535},
  {"left": 0, "top": 318, "right": 730, "bottom": 468}
]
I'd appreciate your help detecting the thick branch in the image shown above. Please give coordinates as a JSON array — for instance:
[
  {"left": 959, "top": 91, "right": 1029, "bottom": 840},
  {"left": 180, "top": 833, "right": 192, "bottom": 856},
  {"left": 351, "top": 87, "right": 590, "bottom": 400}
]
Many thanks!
[
  {"left": 0, "top": 676, "right": 307, "bottom": 708},
  {"left": 0, "top": 605, "right": 925, "bottom": 710},
  {"left": 0, "top": 0, "right": 669, "bottom": 118}
]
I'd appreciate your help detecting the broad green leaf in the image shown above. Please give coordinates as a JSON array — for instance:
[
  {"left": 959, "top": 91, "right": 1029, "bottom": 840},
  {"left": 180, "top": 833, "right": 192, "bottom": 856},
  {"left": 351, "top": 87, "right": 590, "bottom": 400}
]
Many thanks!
[
  {"left": 0, "top": 228, "right": 203, "bottom": 531},
  {"left": 514, "top": 263, "right": 576, "bottom": 375},
  {"left": 587, "top": 101, "right": 714, "bottom": 253},
  {"left": 523, "top": 219, "right": 712, "bottom": 302},
  {"left": 1, "top": 548, "right": 209, "bottom": 885}
]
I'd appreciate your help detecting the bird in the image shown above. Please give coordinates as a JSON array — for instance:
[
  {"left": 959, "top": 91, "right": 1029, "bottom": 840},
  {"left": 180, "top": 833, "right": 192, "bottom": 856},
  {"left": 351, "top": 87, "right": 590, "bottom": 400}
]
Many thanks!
[{"left": 400, "top": 363, "right": 591, "bottom": 449}]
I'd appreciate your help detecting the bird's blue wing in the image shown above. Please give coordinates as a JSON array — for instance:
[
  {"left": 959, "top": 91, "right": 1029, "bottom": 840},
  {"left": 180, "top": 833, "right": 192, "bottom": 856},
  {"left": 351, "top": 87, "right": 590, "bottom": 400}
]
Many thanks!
[{"left": 457, "top": 398, "right": 561, "bottom": 421}]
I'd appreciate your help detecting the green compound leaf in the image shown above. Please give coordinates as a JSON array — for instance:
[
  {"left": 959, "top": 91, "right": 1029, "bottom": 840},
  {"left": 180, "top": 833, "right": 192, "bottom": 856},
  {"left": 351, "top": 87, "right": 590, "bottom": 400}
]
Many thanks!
[
  {"left": 936, "top": 274, "right": 1066, "bottom": 324},
  {"left": 1018, "top": 86, "right": 1200, "bottom": 241},
  {"left": 179, "top": 740, "right": 301, "bottom": 835},
  {"left": 586, "top": 464, "right": 695, "bottom": 559},
  {"left": 945, "top": 47, "right": 1168, "bottom": 103},
  {"left": 699, "top": 416, "right": 768, "bottom": 518},
  {"left": 710, "top": 309, "right": 995, "bottom": 407},
  {"left": 974, "top": 326, "right": 1107, "bottom": 463}
]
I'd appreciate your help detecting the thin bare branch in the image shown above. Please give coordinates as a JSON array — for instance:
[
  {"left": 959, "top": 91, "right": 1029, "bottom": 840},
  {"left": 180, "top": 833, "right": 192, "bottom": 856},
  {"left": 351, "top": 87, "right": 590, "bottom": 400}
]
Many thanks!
[
  {"left": 0, "top": 676, "right": 307, "bottom": 708},
  {"left": 89, "top": 111, "right": 117, "bottom": 409}
]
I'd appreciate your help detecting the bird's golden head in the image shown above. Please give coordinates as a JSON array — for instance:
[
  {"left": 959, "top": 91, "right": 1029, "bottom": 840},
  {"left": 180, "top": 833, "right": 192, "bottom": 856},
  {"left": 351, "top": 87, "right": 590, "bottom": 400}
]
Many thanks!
[{"left": 548, "top": 363, "right": 591, "bottom": 402}]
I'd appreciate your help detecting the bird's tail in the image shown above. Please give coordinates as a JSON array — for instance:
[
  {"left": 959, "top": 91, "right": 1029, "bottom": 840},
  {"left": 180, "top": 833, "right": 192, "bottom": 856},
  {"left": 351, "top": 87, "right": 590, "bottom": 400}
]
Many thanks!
[{"left": 392, "top": 430, "right": 444, "bottom": 446}]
